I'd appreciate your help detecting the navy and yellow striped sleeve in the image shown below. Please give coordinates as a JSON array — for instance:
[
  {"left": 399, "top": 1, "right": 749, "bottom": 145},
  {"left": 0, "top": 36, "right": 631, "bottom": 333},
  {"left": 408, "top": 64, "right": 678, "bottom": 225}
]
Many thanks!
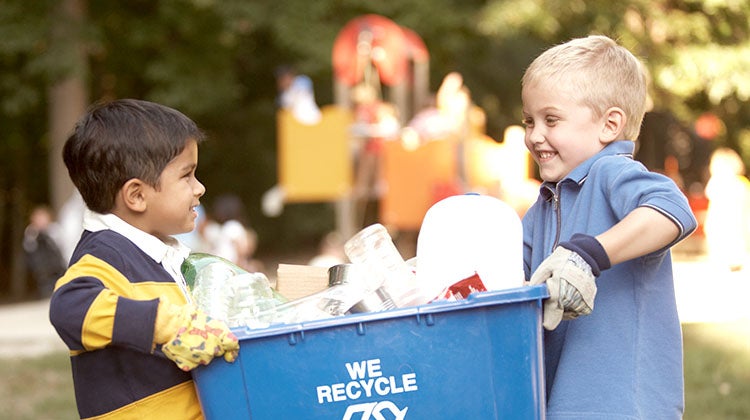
[
  {"left": 50, "top": 254, "right": 160, "bottom": 354},
  {"left": 50, "top": 230, "right": 188, "bottom": 355}
]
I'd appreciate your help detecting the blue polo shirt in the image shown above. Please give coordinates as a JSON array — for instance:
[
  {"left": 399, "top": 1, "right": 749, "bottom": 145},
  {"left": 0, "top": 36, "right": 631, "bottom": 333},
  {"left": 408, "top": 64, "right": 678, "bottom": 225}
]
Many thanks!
[{"left": 522, "top": 141, "right": 697, "bottom": 419}]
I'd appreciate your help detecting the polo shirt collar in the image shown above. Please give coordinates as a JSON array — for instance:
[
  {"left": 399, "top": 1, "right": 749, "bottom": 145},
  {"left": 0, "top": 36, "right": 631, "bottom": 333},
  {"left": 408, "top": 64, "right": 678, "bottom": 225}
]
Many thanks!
[
  {"left": 539, "top": 140, "right": 635, "bottom": 201},
  {"left": 82, "top": 209, "right": 190, "bottom": 265}
]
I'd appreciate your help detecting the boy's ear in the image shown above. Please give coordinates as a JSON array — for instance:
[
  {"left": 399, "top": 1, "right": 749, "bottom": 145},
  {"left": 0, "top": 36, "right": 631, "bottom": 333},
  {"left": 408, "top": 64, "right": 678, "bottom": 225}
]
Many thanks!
[
  {"left": 120, "top": 178, "right": 148, "bottom": 213},
  {"left": 600, "top": 107, "right": 626, "bottom": 144}
]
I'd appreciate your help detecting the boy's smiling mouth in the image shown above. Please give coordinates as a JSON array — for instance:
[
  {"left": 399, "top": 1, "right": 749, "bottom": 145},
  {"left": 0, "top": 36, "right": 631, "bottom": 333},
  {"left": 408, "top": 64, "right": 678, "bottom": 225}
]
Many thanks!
[{"left": 536, "top": 150, "right": 557, "bottom": 161}]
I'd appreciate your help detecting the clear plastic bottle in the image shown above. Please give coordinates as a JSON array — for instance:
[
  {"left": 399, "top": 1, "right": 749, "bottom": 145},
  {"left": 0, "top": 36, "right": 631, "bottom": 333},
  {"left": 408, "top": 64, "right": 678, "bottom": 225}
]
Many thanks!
[
  {"left": 183, "top": 253, "right": 368, "bottom": 327},
  {"left": 182, "top": 253, "right": 288, "bottom": 328},
  {"left": 189, "top": 260, "right": 235, "bottom": 321},
  {"left": 343, "top": 223, "right": 427, "bottom": 308}
]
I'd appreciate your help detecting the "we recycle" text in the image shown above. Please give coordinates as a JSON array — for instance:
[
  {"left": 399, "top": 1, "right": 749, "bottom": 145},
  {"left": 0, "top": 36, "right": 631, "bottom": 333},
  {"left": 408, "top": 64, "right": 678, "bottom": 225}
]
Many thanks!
[{"left": 316, "top": 358, "right": 419, "bottom": 404}]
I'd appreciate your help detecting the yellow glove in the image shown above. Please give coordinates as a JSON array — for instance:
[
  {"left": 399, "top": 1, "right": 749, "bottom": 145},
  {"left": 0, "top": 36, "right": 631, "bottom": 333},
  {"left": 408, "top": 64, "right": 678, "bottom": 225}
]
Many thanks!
[{"left": 155, "top": 299, "right": 240, "bottom": 371}]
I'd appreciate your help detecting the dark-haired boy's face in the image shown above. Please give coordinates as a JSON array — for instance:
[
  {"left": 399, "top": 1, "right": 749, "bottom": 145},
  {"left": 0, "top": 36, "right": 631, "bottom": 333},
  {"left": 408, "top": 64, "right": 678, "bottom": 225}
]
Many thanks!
[{"left": 141, "top": 139, "right": 205, "bottom": 240}]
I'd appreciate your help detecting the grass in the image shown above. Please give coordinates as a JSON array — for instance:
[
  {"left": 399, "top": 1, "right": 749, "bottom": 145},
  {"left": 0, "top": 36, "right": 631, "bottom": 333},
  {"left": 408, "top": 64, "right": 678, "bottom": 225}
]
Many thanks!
[
  {"left": 683, "top": 321, "right": 750, "bottom": 419},
  {"left": 1, "top": 322, "right": 747, "bottom": 419},
  {"left": 0, "top": 351, "right": 77, "bottom": 420}
]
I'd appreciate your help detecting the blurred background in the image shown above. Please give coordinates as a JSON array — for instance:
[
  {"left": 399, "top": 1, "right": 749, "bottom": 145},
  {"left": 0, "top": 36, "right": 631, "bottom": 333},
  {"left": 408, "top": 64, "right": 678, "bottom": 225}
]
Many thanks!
[
  {"left": 1, "top": 2, "right": 749, "bottom": 418},
  {"left": 1, "top": 0, "right": 748, "bottom": 299}
]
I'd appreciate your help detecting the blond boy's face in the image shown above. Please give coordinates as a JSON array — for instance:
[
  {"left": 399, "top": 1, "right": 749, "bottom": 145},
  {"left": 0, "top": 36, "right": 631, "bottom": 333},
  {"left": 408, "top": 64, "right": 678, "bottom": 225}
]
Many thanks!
[
  {"left": 142, "top": 139, "right": 205, "bottom": 240},
  {"left": 522, "top": 81, "right": 609, "bottom": 183}
]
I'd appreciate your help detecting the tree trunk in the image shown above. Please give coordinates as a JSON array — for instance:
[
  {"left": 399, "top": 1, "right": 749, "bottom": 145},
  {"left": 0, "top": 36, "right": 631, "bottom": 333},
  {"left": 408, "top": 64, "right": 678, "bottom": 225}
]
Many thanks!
[
  {"left": 48, "top": 0, "right": 88, "bottom": 212},
  {"left": 5, "top": 0, "right": 90, "bottom": 300}
]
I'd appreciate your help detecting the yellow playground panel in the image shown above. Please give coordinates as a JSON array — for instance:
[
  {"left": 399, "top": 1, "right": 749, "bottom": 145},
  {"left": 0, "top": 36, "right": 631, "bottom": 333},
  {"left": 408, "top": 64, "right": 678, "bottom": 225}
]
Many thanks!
[
  {"left": 277, "top": 106, "right": 354, "bottom": 202},
  {"left": 277, "top": 104, "right": 533, "bottom": 232}
]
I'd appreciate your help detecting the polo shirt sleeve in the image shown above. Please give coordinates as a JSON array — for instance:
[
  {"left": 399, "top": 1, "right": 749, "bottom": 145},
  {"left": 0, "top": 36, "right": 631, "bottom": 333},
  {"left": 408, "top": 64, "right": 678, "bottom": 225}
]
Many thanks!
[
  {"left": 603, "top": 160, "right": 698, "bottom": 247},
  {"left": 50, "top": 253, "right": 159, "bottom": 354}
]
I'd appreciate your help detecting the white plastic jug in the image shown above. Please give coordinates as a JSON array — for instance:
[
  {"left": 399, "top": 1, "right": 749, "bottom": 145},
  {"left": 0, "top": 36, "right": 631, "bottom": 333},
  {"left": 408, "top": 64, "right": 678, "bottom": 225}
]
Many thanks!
[{"left": 416, "top": 193, "right": 524, "bottom": 300}]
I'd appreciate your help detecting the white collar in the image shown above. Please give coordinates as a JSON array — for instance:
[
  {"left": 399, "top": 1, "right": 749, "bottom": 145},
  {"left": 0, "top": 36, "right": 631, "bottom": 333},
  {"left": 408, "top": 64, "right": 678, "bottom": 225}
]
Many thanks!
[{"left": 82, "top": 209, "right": 191, "bottom": 265}]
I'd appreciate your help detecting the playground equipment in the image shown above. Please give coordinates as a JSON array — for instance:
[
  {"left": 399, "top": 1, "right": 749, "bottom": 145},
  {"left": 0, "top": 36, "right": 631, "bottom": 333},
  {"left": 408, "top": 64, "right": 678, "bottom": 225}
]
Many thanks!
[
  {"left": 332, "top": 14, "right": 430, "bottom": 123},
  {"left": 271, "top": 15, "right": 537, "bottom": 239}
]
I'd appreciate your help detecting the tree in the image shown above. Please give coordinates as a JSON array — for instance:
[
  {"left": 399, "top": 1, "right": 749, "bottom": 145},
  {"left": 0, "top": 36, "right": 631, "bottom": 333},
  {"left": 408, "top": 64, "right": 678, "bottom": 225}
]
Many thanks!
[
  {"left": 1, "top": 0, "right": 749, "bottom": 298},
  {"left": 48, "top": 0, "right": 88, "bottom": 212},
  {"left": 475, "top": 0, "right": 750, "bottom": 153}
]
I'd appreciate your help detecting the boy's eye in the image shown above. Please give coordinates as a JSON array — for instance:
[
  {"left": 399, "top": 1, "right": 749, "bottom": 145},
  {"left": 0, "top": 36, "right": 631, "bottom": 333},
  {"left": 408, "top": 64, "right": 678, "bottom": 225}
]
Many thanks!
[
  {"left": 522, "top": 117, "right": 534, "bottom": 127},
  {"left": 545, "top": 116, "right": 559, "bottom": 125}
]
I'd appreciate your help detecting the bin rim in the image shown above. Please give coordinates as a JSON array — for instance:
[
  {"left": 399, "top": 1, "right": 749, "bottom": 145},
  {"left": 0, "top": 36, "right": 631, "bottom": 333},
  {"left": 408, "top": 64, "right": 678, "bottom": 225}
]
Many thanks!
[{"left": 230, "top": 284, "right": 548, "bottom": 341}]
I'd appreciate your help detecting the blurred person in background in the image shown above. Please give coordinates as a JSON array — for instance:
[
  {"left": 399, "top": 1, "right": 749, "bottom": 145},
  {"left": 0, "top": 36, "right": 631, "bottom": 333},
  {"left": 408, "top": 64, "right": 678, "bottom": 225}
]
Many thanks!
[
  {"left": 57, "top": 189, "right": 86, "bottom": 263},
  {"left": 703, "top": 147, "right": 750, "bottom": 272},
  {"left": 173, "top": 203, "right": 211, "bottom": 253},
  {"left": 205, "top": 194, "right": 264, "bottom": 273},
  {"left": 308, "top": 231, "right": 348, "bottom": 268},
  {"left": 23, "top": 205, "right": 67, "bottom": 298},
  {"left": 275, "top": 65, "right": 322, "bottom": 125}
]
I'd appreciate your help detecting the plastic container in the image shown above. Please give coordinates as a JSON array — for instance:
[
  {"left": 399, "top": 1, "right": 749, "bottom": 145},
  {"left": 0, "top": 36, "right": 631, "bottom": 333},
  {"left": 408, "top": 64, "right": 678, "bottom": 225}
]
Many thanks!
[
  {"left": 192, "top": 284, "right": 548, "bottom": 420},
  {"left": 344, "top": 223, "right": 425, "bottom": 307},
  {"left": 182, "top": 253, "right": 288, "bottom": 328},
  {"left": 416, "top": 194, "right": 525, "bottom": 300}
]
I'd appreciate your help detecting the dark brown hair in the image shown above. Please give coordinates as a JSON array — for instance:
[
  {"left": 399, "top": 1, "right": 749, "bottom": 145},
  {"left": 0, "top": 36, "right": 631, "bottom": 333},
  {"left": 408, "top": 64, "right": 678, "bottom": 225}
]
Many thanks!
[{"left": 63, "top": 99, "right": 205, "bottom": 213}]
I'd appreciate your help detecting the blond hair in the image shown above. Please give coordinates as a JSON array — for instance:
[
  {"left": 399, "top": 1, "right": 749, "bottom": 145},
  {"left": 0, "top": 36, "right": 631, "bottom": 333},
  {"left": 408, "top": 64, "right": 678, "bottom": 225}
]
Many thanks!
[{"left": 522, "top": 35, "right": 648, "bottom": 141}]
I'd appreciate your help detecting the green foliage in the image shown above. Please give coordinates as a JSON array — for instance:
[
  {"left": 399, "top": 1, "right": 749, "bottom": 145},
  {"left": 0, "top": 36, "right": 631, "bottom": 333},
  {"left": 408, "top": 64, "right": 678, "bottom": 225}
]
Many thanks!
[
  {"left": 0, "top": 2, "right": 51, "bottom": 116},
  {"left": 1, "top": 0, "right": 750, "bottom": 265},
  {"left": 477, "top": 0, "right": 750, "bottom": 129}
]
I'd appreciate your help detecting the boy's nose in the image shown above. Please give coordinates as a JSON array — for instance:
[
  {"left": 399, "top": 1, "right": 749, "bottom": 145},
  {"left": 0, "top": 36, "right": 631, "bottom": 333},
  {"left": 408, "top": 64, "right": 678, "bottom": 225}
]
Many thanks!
[
  {"left": 526, "top": 127, "right": 545, "bottom": 145},
  {"left": 195, "top": 180, "right": 206, "bottom": 197}
]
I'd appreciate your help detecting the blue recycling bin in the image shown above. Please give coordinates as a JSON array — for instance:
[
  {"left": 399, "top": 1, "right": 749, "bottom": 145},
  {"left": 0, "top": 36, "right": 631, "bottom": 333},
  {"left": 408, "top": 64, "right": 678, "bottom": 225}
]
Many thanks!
[{"left": 193, "top": 284, "right": 548, "bottom": 419}]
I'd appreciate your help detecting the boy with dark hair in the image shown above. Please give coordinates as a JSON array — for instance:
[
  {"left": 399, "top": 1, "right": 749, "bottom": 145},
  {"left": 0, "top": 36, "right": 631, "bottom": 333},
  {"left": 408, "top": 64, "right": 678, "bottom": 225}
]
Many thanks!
[{"left": 50, "top": 99, "right": 238, "bottom": 419}]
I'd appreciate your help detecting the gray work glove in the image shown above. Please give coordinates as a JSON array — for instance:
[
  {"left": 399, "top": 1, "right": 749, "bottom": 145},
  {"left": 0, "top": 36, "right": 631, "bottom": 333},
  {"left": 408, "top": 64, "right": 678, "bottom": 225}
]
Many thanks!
[{"left": 530, "top": 234, "right": 610, "bottom": 330}]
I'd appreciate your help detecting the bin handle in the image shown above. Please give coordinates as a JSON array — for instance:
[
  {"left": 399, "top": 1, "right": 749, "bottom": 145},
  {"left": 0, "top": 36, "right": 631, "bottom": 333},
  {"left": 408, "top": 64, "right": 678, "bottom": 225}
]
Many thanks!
[
  {"left": 287, "top": 330, "right": 305, "bottom": 346},
  {"left": 415, "top": 313, "right": 436, "bottom": 326}
]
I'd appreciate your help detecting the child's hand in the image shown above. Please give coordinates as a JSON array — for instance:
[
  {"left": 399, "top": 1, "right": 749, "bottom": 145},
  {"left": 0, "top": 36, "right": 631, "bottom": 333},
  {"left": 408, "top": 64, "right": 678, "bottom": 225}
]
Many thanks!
[
  {"left": 156, "top": 300, "right": 240, "bottom": 371},
  {"left": 530, "top": 234, "right": 609, "bottom": 330}
]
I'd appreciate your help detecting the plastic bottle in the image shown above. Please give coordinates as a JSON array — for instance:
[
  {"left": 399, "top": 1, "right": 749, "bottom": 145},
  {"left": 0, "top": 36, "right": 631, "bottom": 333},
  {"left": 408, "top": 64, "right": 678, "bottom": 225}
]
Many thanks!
[
  {"left": 344, "top": 223, "right": 427, "bottom": 308},
  {"left": 182, "top": 253, "right": 288, "bottom": 328},
  {"left": 416, "top": 193, "right": 524, "bottom": 300},
  {"left": 183, "top": 253, "right": 368, "bottom": 327}
]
